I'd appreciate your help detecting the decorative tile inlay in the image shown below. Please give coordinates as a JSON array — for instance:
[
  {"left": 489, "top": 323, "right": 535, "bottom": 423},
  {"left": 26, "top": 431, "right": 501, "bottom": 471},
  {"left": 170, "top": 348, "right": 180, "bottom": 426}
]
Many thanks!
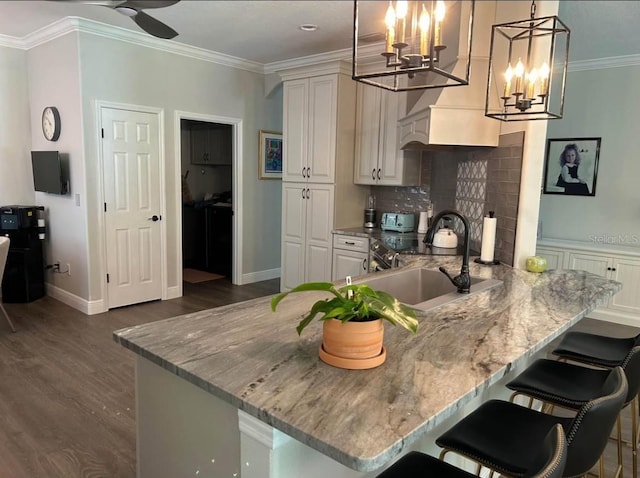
[{"left": 455, "top": 159, "right": 488, "bottom": 246}]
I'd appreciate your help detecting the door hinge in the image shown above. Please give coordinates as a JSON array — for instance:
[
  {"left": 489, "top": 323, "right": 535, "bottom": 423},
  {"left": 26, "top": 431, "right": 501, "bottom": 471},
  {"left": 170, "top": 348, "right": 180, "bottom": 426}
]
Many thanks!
[
  {"left": 104, "top": 202, "right": 107, "bottom": 212},
  {"left": 101, "top": 128, "right": 104, "bottom": 138},
  {"left": 106, "top": 273, "right": 110, "bottom": 283}
]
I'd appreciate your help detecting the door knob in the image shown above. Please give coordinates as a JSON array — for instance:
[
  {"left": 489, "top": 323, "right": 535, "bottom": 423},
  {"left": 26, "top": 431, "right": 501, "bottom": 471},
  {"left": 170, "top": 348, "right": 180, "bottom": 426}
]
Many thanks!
[{"left": 148, "top": 215, "right": 161, "bottom": 222}]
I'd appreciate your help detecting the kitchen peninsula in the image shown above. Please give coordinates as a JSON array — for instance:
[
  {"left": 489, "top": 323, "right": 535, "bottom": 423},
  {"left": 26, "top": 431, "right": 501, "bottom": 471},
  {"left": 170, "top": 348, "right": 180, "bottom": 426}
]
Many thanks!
[{"left": 114, "top": 257, "right": 621, "bottom": 478}]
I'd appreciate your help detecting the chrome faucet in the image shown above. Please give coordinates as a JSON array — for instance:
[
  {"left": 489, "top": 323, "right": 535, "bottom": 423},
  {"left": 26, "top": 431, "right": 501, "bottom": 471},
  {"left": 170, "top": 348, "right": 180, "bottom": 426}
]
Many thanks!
[{"left": 423, "top": 209, "right": 471, "bottom": 293}]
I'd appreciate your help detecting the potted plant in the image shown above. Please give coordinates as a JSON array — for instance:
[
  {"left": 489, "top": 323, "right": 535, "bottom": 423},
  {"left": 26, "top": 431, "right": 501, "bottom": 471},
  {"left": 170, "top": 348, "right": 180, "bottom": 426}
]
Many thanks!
[{"left": 271, "top": 281, "right": 418, "bottom": 369}]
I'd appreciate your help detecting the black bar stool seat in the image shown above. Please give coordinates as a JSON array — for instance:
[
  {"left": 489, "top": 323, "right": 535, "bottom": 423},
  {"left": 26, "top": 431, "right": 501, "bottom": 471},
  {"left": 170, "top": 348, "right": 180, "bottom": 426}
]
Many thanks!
[
  {"left": 377, "top": 425, "right": 566, "bottom": 478},
  {"left": 553, "top": 331, "right": 640, "bottom": 367},
  {"left": 436, "top": 368, "right": 627, "bottom": 478},
  {"left": 376, "top": 451, "right": 480, "bottom": 477}
]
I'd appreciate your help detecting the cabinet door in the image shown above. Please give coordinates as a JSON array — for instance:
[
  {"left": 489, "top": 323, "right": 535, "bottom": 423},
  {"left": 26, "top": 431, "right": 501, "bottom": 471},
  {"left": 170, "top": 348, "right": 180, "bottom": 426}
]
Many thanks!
[
  {"left": 567, "top": 252, "right": 611, "bottom": 278},
  {"left": 305, "top": 184, "right": 334, "bottom": 282},
  {"left": 208, "top": 127, "right": 232, "bottom": 165},
  {"left": 536, "top": 247, "right": 566, "bottom": 270},
  {"left": 283, "top": 79, "right": 307, "bottom": 182},
  {"left": 377, "top": 91, "right": 421, "bottom": 186},
  {"left": 307, "top": 75, "right": 337, "bottom": 183},
  {"left": 281, "top": 183, "right": 306, "bottom": 244},
  {"left": 332, "top": 249, "right": 368, "bottom": 281},
  {"left": 608, "top": 257, "right": 640, "bottom": 316},
  {"left": 190, "top": 124, "right": 211, "bottom": 165},
  {"left": 354, "top": 84, "right": 382, "bottom": 185},
  {"left": 280, "top": 183, "right": 306, "bottom": 291}
]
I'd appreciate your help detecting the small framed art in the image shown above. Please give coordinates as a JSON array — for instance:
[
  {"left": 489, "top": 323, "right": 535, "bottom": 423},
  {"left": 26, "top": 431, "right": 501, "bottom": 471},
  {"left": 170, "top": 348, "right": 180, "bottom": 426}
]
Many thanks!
[{"left": 259, "top": 130, "right": 282, "bottom": 180}]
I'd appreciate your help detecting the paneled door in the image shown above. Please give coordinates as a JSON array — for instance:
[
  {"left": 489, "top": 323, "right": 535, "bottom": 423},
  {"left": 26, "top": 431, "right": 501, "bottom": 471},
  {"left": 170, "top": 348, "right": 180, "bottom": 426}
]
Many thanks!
[{"left": 101, "top": 107, "right": 162, "bottom": 308}]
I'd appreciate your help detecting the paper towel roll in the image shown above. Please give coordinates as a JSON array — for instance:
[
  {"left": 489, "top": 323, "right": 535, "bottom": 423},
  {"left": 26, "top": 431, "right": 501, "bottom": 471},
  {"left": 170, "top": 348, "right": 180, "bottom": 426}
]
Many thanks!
[{"left": 480, "top": 216, "right": 497, "bottom": 262}]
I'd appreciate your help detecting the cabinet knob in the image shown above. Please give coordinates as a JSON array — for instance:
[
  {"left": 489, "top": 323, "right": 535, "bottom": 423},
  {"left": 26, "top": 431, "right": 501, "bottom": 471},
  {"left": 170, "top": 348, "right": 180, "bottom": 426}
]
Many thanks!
[
  {"left": 306, "top": 188, "right": 310, "bottom": 199},
  {"left": 362, "top": 258, "right": 368, "bottom": 270},
  {"left": 306, "top": 167, "right": 311, "bottom": 178},
  {"left": 377, "top": 168, "right": 381, "bottom": 180},
  {"left": 302, "top": 168, "right": 306, "bottom": 178},
  {"left": 372, "top": 169, "right": 376, "bottom": 180}
]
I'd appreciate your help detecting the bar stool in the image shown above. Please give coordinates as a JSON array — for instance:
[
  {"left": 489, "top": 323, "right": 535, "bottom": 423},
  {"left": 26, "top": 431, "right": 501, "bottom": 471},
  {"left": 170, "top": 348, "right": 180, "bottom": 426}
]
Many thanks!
[
  {"left": 435, "top": 367, "right": 627, "bottom": 478},
  {"left": 376, "top": 424, "right": 566, "bottom": 478},
  {"left": 555, "top": 332, "right": 640, "bottom": 457},
  {"left": 506, "top": 349, "right": 640, "bottom": 478}
]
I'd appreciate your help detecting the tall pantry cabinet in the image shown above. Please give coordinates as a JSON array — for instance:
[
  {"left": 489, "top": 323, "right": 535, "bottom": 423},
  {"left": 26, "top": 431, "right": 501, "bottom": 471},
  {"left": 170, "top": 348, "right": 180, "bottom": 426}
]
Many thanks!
[{"left": 279, "top": 62, "right": 368, "bottom": 291}]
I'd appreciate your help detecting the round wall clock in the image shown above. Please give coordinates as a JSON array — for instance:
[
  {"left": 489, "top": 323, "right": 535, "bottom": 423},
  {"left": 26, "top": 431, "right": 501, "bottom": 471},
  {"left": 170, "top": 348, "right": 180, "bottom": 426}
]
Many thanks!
[{"left": 42, "top": 106, "right": 61, "bottom": 141}]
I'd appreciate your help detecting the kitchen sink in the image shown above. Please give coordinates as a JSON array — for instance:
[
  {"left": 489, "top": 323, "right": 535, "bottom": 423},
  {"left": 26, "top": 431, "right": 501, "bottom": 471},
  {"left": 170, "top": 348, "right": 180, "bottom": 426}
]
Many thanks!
[{"left": 361, "top": 267, "right": 502, "bottom": 311}]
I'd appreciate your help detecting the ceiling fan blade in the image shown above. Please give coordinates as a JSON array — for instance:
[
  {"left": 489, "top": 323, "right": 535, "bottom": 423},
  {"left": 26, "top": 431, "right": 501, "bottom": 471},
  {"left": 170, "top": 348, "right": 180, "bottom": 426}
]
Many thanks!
[
  {"left": 122, "top": 0, "right": 179, "bottom": 9},
  {"left": 131, "top": 9, "right": 178, "bottom": 39}
]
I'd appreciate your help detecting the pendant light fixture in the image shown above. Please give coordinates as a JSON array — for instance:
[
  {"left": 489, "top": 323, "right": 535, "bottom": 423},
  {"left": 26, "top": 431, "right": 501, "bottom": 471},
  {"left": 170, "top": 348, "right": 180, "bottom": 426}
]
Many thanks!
[
  {"left": 485, "top": 1, "right": 570, "bottom": 121},
  {"left": 352, "top": 1, "right": 475, "bottom": 92}
]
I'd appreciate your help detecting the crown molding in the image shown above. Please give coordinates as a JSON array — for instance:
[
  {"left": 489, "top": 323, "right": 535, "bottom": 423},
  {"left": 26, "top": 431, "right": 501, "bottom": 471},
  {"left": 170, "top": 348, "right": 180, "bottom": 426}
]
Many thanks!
[
  {"left": 0, "top": 34, "right": 27, "bottom": 49},
  {"left": 14, "top": 16, "right": 265, "bottom": 74},
  {"left": 569, "top": 53, "right": 640, "bottom": 72},
  {"left": 264, "top": 47, "right": 351, "bottom": 75}
]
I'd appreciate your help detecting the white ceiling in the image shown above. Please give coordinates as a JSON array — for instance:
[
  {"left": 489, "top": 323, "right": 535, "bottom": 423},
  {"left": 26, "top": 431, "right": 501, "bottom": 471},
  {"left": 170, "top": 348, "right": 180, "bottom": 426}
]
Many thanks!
[{"left": 0, "top": 1, "right": 638, "bottom": 65}]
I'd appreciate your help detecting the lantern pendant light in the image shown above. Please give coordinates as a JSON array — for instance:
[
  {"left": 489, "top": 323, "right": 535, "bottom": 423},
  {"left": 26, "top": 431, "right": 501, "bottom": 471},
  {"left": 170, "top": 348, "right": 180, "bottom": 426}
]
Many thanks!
[{"left": 485, "top": 1, "right": 570, "bottom": 121}]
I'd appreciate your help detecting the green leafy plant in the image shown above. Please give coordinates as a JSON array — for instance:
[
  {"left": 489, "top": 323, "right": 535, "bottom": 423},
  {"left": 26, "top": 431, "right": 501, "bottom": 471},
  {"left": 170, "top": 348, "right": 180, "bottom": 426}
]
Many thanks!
[{"left": 271, "top": 282, "right": 419, "bottom": 336}]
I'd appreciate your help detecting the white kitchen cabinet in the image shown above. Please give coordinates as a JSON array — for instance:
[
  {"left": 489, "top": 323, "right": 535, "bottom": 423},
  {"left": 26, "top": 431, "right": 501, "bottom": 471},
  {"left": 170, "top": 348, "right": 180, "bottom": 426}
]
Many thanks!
[
  {"left": 535, "top": 246, "right": 566, "bottom": 271},
  {"left": 354, "top": 83, "right": 421, "bottom": 186},
  {"left": 332, "top": 234, "right": 370, "bottom": 281},
  {"left": 537, "top": 240, "right": 640, "bottom": 326},
  {"left": 281, "top": 183, "right": 334, "bottom": 290},
  {"left": 279, "top": 62, "right": 369, "bottom": 291},
  {"left": 283, "top": 75, "right": 344, "bottom": 183}
]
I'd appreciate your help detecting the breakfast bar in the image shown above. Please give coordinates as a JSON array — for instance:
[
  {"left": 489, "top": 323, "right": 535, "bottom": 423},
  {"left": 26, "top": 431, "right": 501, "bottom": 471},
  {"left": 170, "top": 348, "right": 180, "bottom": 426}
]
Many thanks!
[{"left": 113, "top": 256, "right": 621, "bottom": 478}]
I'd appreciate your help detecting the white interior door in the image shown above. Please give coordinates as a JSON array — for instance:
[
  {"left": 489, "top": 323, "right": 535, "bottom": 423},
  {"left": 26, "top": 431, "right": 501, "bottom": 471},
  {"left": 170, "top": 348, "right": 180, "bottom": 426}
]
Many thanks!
[{"left": 101, "top": 107, "right": 162, "bottom": 308}]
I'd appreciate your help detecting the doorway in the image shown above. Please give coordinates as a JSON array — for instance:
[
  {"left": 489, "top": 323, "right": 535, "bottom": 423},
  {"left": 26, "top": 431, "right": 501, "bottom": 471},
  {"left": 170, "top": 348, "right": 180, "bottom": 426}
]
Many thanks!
[{"left": 175, "top": 112, "right": 243, "bottom": 287}]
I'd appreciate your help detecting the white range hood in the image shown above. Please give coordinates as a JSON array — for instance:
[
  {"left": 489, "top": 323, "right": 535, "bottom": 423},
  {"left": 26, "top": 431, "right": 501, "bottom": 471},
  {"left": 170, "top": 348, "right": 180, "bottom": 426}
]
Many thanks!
[{"left": 398, "top": 1, "right": 500, "bottom": 150}]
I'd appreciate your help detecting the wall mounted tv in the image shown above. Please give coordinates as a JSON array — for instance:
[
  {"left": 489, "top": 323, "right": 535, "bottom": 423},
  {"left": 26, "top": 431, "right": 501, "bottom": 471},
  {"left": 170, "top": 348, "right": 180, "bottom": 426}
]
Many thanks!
[{"left": 31, "top": 151, "right": 69, "bottom": 195}]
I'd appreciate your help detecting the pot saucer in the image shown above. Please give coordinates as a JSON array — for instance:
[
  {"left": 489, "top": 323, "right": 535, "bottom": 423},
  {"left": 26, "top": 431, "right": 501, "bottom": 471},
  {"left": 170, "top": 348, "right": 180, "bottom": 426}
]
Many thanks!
[{"left": 318, "top": 344, "right": 386, "bottom": 370}]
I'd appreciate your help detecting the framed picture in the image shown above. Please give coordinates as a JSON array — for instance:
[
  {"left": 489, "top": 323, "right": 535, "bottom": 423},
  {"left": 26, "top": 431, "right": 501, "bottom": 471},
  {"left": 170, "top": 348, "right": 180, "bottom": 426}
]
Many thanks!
[
  {"left": 259, "top": 130, "right": 283, "bottom": 179},
  {"left": 543, "top": 137, "right": 601, "bottom": 196}
]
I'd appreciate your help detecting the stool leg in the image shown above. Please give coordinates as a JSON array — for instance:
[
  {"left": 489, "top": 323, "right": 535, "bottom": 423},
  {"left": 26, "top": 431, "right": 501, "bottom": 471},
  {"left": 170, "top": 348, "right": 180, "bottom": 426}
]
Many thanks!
[
  {"left": 632, "top": 398, "right": 638, "bottom": 478},
  {"left": 617, "top": 413, "right": 623, "bottom": 478}
]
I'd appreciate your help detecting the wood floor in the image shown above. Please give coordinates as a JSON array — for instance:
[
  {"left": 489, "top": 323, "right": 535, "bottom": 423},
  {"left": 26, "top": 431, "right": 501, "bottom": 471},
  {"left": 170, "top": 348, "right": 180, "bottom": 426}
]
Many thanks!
[{"left": 0, "top": 280, "right": 637, "bottom": 478}]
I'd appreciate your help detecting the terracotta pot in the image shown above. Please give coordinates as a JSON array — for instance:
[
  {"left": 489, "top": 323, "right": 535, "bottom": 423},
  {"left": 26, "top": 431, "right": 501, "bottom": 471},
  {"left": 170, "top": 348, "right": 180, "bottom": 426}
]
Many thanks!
[{"left": 322, "top": 318, "right": 384, "bottom": 360}]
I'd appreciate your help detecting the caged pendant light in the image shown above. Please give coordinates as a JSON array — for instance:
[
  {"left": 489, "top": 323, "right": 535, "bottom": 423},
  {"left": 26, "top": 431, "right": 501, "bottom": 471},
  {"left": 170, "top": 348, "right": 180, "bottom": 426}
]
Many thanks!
[
  {"left": 352, "top": 1, "right": 475, "bottom": 92},
  {"left": 485, "top": 1, "right": 570, "bottom": 121}
]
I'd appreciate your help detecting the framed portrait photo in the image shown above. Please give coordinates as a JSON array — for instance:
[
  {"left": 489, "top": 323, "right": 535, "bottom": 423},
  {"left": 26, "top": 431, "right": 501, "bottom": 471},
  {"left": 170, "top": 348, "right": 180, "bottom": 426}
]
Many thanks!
[
  {"left": 543, "top": 137, "right": 601, "bottom": 197},
  {"left": 259, "top": 130, "right": 283, "bottom": 180}
]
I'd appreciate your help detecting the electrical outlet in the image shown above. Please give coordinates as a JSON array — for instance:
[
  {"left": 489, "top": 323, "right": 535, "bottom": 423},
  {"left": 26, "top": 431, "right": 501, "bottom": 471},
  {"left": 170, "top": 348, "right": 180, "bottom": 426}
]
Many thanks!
[{"left": 65, "top": 263, "right": 71, "bottom": 276}]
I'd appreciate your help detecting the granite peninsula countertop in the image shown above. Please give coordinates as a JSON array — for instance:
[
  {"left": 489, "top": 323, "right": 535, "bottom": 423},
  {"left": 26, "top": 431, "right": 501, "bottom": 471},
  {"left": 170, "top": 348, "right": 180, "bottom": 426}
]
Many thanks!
[{"left": 113, "top": 257, "right": 621, "bottom": 472}]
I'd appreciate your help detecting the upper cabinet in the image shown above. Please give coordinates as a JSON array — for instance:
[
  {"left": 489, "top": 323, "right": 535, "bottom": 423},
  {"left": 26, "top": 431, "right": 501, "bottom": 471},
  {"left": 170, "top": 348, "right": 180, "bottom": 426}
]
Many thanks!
[
  {"left": 354, "top": 83, "right": 421, "bottom": 186},
  {"left": 189, "top": 121, "right": 232, "bottom": 166},
  {"left": 283, "top": 74, "right": 346, "bottom": 183}
]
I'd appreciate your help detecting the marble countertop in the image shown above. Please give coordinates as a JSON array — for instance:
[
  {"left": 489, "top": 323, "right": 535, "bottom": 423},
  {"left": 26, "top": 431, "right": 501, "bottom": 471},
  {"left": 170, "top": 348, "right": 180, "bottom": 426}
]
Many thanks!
[{"left": 113, "top": 257, "right": 621, "bottom": 472}]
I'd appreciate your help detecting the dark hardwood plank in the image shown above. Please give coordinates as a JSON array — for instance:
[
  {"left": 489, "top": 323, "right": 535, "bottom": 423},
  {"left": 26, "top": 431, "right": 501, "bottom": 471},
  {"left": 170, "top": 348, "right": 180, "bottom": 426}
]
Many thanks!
[{"left": 0, "top": 278, "right": 636, "bottom": 478}]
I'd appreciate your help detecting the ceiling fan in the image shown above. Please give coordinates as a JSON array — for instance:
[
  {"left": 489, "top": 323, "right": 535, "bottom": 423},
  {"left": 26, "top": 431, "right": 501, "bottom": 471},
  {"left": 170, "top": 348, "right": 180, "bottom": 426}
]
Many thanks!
[{"left": 53, "top": 0, "right": 181, "bottom": 39}]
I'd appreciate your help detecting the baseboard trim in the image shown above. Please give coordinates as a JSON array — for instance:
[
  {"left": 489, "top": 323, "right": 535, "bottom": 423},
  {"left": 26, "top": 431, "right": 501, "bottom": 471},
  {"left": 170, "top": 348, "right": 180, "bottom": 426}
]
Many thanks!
[
  {"left": 46, "top": 283, "right": 107, "bottom": 315},
  {"left": 587, "top": 309, "right": 640, "bottom": 328},
  {"left": 240, "top": 268, "right": 280, "bottom": 285}
]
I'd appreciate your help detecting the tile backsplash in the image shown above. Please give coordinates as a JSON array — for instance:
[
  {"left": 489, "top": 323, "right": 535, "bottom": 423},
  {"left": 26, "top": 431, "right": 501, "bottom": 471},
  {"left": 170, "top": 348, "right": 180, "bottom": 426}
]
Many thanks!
[{"left": 370, "top": 132, "right": 525, "bottom": 266}]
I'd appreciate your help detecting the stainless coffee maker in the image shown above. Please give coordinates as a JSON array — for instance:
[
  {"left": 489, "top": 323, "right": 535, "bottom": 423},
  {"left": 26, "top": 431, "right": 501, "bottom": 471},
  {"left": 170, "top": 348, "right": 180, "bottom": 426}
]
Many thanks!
[{"left": 364, "top": 194, "right": 377, "bottom": 228}]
